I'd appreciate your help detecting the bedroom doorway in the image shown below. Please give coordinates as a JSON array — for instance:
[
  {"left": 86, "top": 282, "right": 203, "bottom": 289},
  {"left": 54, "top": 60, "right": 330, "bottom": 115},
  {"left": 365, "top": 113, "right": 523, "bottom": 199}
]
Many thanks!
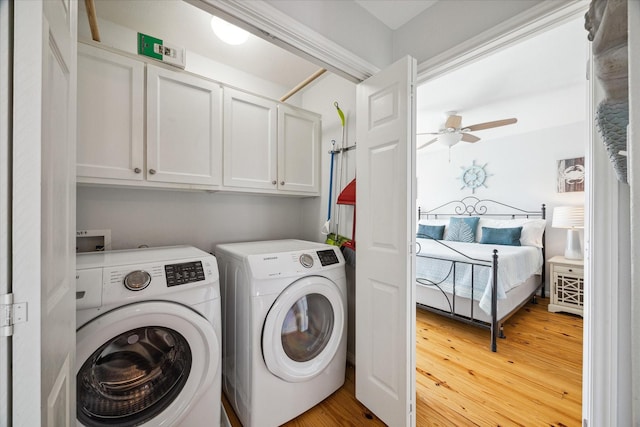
[{"left": 414, "top": 8, "right": 588, "bottom": 425}]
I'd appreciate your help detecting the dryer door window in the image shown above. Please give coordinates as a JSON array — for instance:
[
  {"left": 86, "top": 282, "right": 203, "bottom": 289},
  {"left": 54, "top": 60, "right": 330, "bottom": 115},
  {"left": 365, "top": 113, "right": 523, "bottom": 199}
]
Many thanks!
[
  {"left": 76, "top": 301, "right": 219, "bottom": 427},
  {"left": 77, "top": 326, "right": 192, "bottom": 427},
  {"left": 281, "top": 293, "right": 334, "bottom": 362},
  {"left": 262, "top": 276, "right": 345, "bottom": 382}
]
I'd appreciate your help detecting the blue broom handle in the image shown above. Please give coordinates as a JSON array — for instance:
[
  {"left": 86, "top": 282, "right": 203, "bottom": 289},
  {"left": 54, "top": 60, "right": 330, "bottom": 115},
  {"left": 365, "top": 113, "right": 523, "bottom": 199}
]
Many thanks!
[{"left": 327, "top": 151, "right": 334, "bottom": 220}]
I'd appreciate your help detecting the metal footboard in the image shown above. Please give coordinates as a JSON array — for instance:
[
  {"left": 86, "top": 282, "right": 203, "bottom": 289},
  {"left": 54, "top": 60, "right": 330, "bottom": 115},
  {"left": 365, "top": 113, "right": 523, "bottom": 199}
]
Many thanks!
[{"left": 416, "top": 240, "right": 502, "bottom": 351}]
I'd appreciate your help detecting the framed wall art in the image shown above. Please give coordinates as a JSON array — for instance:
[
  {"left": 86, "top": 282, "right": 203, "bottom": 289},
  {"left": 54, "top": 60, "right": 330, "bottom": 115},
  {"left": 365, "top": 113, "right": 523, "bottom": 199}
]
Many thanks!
[{"left": 557, "top": 157, "right": 585, "bottom": 192}]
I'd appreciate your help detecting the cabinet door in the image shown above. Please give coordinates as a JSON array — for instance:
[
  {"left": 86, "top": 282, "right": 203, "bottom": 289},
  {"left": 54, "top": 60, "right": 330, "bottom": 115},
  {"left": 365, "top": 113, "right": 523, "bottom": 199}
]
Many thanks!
[
  {"left": 277, "top": 104, "right": 321, "bottom": 194},
  {"left": 223, "top": 88, "right": 277, "bottom": 190},
  {"left": 77, "top": 44, "right": 144, "bottom": 181},
  {"left": 146, "top": 64, "right": 222, "bottom": 187}
]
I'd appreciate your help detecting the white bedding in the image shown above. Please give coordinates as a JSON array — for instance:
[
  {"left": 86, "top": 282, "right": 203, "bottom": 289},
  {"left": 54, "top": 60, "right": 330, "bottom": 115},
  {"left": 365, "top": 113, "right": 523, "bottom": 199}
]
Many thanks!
[{"left": 415, "top": 238, "right": 543, "bottom": 315}]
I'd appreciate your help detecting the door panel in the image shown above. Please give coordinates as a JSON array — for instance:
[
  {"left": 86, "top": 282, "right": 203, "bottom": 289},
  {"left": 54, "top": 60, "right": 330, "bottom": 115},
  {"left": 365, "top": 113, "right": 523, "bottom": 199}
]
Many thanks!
[
  {"left": 76, "top": 45, "right": 144, "bottom": 181},
  {"left": 355, "top": 56, "right": 416, "bottom": 427},
  {"left": 0, "top": 1, "right": 10, "bottom": 424},
  {"left": 12, "top": 0, "right": 77, "bottom": 425},
  {"left": 277, "top": 104, "right": 320, "bottom": 193},
  {"left": 146, "top": 64, "right": 222, "bottom": 187},
  {"left": 223, "top": 88, "right": 278, "bottom": 190}
]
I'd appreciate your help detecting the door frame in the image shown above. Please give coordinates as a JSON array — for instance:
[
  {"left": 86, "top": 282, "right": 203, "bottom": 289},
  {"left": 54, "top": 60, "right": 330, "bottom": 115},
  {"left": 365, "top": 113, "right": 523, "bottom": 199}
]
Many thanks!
[{"left": 630, "top": 2, "right": 640, "bottom": 423}]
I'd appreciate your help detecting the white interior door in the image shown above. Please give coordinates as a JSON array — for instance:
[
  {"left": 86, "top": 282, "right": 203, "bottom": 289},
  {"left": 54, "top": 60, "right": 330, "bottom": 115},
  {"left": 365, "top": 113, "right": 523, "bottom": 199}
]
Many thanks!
[
  {"left": 355, "top": 56, "right": 416, "bottom": 427},
  {"left": 0, "top": 1, "right": 11, "bottom": 424},
  {"left": 12, "top": 0, "right": 77, "bottom": 425}
]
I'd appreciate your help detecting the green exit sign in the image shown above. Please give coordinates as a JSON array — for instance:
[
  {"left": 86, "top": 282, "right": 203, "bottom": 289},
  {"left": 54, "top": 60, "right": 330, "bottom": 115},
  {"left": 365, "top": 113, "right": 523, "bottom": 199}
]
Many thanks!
[{"left": 137, "top": 32, "right": 163, "bottom": 60}]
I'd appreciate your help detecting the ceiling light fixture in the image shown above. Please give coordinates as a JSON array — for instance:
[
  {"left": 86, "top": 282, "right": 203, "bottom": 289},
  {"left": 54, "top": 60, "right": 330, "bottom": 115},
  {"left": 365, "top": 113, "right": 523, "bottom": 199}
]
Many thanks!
[
  {"left": 438, "top": 132, "right": 463, "bottom": 147},
  {"left": 210, "top": 16, "right": 249, "bottom": 45}
]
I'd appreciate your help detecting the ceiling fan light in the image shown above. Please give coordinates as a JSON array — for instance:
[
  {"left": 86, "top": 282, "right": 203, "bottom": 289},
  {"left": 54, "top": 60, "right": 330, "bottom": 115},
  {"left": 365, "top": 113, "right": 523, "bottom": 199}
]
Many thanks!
[
  {"left": 211, "top": 16, "right": 249, "bottom": 45},
  {"left": 438, "top": 133, "right": 462, "bottom": 147}
]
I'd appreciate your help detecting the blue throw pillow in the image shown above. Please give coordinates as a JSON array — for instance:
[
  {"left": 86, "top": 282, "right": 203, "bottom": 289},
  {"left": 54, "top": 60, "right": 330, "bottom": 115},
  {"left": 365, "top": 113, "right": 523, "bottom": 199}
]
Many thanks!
[
  {"left": 417, "top": 224, "right": 445, "bottom": 240},
  {"left": 445, "top": 217, "right": 480, "bottom": 243},
  {"left": 480, "top": 226, "right": 523, "bottom": 246}
]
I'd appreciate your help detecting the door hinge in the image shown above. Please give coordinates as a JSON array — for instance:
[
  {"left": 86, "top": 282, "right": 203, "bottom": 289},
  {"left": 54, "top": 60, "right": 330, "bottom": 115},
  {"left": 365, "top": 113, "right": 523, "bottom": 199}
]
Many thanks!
[{"left": 1, "top": 293, "right": 28, "bottom": 337}]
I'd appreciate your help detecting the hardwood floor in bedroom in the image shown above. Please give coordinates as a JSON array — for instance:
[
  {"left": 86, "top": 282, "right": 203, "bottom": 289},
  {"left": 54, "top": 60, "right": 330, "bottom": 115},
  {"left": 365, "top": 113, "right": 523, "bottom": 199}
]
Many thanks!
[
  {"left": 416, "top": 298, "right": 583, "bottom": 426},
  {"left": 222, "top": 298, "right": 583, "bottom": 427}
]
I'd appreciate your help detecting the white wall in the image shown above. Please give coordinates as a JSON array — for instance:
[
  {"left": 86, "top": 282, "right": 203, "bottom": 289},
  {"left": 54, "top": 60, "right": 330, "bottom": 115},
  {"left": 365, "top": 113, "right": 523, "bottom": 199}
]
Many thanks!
[
  {"left": 417, "top": 121, "right": 586, "bottom": 291},
  {"left": 392, "top": 0, "right": 543, "bottom": 64},
  {"left": 263, "top": 0, "right": 561, "bottom": 72},
  {"left": 300, "top": 74, "right": 358, "bottom": 244},
  {"left": 267, "top": 0, "right": 392, "bottom": 70},
  {"left": 77, "top": 186, "right": 307, "bottom": 252}
]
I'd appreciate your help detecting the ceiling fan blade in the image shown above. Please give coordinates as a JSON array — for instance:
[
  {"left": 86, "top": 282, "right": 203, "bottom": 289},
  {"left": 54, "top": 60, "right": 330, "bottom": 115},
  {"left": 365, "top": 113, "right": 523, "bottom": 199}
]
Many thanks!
[
  {"left": 445, "top": 114, "right": 462, "bottom": 129},
  {"left": 461, "top": 133, "right": 480, "bottom": 143},
  {"left": 465, "top": 118, "right": 517, "bottom": 132},
  {"left": 416, "top": 132, "right": 440, "bottom": 136},
  {"left": 417, "top": 138, "right": 437, "bottom": 150}
]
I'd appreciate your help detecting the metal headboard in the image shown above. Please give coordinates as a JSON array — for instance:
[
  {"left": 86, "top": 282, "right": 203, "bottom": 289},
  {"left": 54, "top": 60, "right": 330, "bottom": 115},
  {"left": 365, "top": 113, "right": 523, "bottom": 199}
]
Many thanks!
[
  {"left": 417, "top": 196, "right": 547, "bottom": 300},
  {"left": 418, "top": 196, "right": 546, "bottom": 220}
]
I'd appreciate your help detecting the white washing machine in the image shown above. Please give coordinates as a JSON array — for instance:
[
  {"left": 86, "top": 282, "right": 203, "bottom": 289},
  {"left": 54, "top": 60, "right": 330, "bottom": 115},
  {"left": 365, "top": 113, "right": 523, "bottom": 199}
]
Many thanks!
[
  {"left": 215, "top": 239, "right": 347, "bottom": 427},
  {"left": 75, "top": 246, "right": 222, "bottom": 427}
]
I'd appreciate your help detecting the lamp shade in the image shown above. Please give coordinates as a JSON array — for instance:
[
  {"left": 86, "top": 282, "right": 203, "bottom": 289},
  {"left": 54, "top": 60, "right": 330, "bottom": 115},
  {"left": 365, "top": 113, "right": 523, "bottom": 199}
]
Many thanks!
[
  {"left": 438, "top": 132, "right": 462, "bottom": 147},
  {"left": 552, "top": 206, "right": 584, "bottom": 229}
]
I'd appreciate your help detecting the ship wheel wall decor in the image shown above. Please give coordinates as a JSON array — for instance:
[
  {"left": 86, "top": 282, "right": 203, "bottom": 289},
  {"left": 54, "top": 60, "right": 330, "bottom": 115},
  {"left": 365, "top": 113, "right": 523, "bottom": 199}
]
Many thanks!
[{"left": 459, "top": 160, "right": 491, "bottom": 194}]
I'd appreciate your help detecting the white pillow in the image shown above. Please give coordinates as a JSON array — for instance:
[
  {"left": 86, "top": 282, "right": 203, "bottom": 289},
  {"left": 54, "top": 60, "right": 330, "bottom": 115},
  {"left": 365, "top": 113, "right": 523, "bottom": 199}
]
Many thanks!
[{"left": 477, "top": 218, "right": 547, "bottom": 248}]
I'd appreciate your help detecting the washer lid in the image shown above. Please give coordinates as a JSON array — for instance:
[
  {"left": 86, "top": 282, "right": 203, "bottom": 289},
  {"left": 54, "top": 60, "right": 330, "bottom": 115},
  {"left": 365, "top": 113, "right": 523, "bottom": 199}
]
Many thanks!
[
  {"left": 76, "top": 302, "right": 219, "bottom": 427},
  {"left": 262, "top": 276, "right": 345, "bottom": 382}
]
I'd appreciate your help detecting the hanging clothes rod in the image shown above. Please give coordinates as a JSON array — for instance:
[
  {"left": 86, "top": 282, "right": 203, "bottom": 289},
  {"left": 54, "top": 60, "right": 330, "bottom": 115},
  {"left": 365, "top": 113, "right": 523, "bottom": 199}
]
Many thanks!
[
  {"left": 85, "top": 0, "right": 101, "bottom": 42},
  {"left": 279, "top": 68, "right": 326, "bottom": 102}
]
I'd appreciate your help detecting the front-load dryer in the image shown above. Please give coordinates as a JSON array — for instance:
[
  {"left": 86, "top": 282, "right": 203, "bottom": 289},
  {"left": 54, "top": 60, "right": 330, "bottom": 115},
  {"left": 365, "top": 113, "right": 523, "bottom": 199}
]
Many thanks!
[
  {"left": 75, "top": 246, "right": 222, "bottom": 427},
  {"left": 214, "top": 239, "right": 347, "bottom": 427}
]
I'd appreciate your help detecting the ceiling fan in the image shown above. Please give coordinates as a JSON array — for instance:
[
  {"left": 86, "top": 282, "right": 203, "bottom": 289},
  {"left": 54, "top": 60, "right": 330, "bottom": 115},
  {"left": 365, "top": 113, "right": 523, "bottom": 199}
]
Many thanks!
[{"left": 417, "top": 111, "right": 517, "bottom": 150}]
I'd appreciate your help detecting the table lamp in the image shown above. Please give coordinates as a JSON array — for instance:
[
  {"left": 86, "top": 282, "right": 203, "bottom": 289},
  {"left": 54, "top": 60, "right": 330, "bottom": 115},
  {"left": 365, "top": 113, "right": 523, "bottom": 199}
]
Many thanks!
[{"left": 552, "top": 206, "right": 584, "bottom": 260}]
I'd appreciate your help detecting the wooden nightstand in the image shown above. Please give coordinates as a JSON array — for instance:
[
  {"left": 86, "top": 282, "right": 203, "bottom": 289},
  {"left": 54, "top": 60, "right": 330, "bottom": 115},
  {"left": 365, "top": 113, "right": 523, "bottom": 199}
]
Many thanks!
[{"left": 548, "top": 256, "right": 584, "bottom": 316}]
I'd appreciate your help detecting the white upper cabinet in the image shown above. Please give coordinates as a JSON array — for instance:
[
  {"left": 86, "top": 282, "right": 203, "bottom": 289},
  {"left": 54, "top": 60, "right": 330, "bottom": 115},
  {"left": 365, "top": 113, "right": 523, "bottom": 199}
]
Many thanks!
[
  {"left": 77, "top": 43, "right": 320, "bottom": 196},
  {"left": 146, "top": 64, "right": 222, "bottom": 187},
  {"left": 223, "top": 88, "right": 278, "bottom": 190},
  {"left": 223, "top": 90, "right": 320, "bottom": 196},
  {"left": 277, "top": 104, "right": 321, "bottom": 194},
  {"left": 77, "top": 44, "right": 145, "bottom": 181}
]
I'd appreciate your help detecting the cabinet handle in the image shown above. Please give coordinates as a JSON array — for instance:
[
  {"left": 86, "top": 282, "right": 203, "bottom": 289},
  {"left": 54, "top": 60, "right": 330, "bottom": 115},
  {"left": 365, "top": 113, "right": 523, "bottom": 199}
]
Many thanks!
[
  {"left": 272, "top": 180, "right": 277, "bottom": 185},
  {"left": 134, "top": 167, "right": 141, "bottom": 174},
  {"left": 149, "top": 169, "right": 156, "bottom": 175},
  {"left": 280, "top": 181, "right": 285, "bottom": 186}
]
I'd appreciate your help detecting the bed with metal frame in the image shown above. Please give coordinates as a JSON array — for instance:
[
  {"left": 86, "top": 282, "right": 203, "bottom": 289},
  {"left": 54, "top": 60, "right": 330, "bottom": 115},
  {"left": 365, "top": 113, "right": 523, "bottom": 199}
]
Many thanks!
[{"left": 416, "top": 197, "right": 546, "bottom": 352}]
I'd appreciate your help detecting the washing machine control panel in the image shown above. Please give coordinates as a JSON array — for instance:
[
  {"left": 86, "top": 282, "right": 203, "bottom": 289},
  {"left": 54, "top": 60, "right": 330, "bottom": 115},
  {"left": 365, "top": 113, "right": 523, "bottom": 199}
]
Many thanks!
[
  {"left": 96, "top": 256, "right": 218, "bottom": 306},
  {"left": 164, "top": 261, "right": 205, "bottom": 287},
  {"left": 316, "top": 249, "right": 339, "bottom": 266}
]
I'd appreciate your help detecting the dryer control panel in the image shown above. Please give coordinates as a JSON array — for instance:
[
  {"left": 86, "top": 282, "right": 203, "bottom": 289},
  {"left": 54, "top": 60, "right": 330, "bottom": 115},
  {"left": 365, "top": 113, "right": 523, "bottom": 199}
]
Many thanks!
[
  {"left": 317, "top": 249, "right": 339, "bottom": 266},
  {"left": 247, "top": 247, "right": 344, "bottom": 279}
]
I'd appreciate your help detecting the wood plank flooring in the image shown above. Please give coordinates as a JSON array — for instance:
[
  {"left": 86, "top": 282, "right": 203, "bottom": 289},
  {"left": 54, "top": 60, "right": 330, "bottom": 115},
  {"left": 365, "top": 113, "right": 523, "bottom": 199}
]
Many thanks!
[
  {"left": 415, "top": 298, "right": 582, "bottom": 426},
  {"left": 223, "top": 298, "right": 583, "bottom": 426}
]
